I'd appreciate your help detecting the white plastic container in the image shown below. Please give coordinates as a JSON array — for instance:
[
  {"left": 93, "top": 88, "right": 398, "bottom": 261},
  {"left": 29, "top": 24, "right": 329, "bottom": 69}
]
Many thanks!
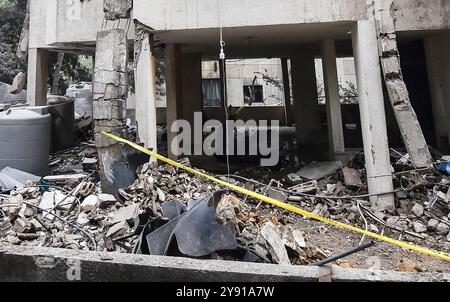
[{"left": 66, "top": 82, "right": 93, "bottom": 117}]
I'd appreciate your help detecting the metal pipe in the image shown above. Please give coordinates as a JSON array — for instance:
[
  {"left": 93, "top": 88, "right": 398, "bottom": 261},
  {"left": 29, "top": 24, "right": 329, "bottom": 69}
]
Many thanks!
[{"left": 311, "top": 241, "right": 375, "bottom": 267}]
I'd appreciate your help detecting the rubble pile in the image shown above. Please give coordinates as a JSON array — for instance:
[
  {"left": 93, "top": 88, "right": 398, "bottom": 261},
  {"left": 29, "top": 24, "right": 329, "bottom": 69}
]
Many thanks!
[
  {"left": 1, "top": 146, "right": 450, "bottom": 267},
  {"left": 0, "top": 158, "right": 328, "bottom": 265},
  {"left": 49, "top": 142, "right": 98, "bottom": 175}
]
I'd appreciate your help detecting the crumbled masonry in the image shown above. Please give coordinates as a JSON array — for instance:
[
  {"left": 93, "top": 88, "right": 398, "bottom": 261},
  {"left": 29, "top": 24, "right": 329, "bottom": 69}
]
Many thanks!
[{"left": 1, "top": 143, "right": 450, "bottom": 270}]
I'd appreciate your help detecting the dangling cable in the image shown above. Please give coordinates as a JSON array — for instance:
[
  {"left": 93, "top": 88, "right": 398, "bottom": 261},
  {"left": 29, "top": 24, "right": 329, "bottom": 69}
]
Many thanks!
[{"left": 218, "top": 0, "right": 231, "bottom": 182}]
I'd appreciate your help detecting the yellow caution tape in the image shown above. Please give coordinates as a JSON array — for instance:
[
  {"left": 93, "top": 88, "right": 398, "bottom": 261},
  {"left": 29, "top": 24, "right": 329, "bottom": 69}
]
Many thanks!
[{"left": 102, "top": 132, "right": 450, "bottom": 262}]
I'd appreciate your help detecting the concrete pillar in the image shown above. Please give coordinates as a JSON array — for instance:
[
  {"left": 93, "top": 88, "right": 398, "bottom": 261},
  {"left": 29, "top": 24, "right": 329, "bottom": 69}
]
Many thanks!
[
  {"left": 281, "top": 58, "right": 293, "bottom": 126},
  {"left": 424, "top": 33, "right": 450, "bottom": 153},
  {"left": 181, "top": 53, "right": 203, "bottom": 155},
  {"left": 165, "top": 44, "right": 183, "bottom": 159},
  {"left": 352, "top": 20, "right": 394, "bottom": 211},
  {"left": 134, "top": 31, "right": 158, "bottom": 153},
  {"left": 27, "top": 48, "right": 48, "bottom": 106},
  {"left": 290, "top": 50, "right": 320, "bottom": 145},
  {"left": 93, "top": 28, "right": 129, "bottom": 193},
  {"left": 321, "top": 40, "right": 345, "bottom": 160}
]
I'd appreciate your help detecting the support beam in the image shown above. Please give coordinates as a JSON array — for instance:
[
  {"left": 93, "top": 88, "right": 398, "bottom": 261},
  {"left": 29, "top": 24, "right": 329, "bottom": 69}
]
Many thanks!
[
  {"left": 281, "top": 58, "right": 293, "bottom": 126},
  {"left": 291, "top": 50, "right": 320, "bottom": 145},
  {"left": 165, "top": 44, "right": 183, "bottom": 160},
  {"left": 352, "top": 20, "right": 395, "bottom": 211},
  {"left": 374, "top": 0, "right": 432, "bottom": 168},
  {"left": 424, "top": 34, "right": 450, "bottom": 153},
  {"left": 134, "top": 28, "right": 158, "bottom": 153},
  {"left": 93, "top": 28, "right": 129, "bottom": 193},
  {"left": 26, "top": 48, "right": 48, "bottom": 106},
  {"left": 181, "top": 53, "right": 203, "bottom": 156},
  {"left": 321, "top": 40, "right": 345, "bottom": 160}
]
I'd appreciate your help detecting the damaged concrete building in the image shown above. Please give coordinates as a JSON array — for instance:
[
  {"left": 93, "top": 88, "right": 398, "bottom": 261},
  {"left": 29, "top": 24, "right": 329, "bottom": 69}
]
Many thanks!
[
  {"left": 1, "top": 0, "right": 450, "bottom": 281},
  {"left": 26, "top": 0, "right": 450, "bottom": 209}
]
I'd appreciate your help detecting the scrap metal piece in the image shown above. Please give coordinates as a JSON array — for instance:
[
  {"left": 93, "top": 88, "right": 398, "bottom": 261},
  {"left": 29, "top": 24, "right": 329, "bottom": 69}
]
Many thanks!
[{"left": 144, "top": 194, "right": 237, "bottom": 257}]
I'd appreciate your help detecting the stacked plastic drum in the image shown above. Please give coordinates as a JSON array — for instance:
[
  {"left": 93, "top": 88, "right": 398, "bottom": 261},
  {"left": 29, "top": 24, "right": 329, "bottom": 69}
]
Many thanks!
[{"left": 66, "top": 82, "right": 93, "bottom": 117}]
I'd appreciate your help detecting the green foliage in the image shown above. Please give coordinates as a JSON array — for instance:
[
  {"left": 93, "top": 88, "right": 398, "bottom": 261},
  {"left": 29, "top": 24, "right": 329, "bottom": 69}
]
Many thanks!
[
  {"left": 0, "top": 0, "right": 26, "bottom": 83},
  {"left": 48, "top": 54, "right": 93, "bottom": 95}
]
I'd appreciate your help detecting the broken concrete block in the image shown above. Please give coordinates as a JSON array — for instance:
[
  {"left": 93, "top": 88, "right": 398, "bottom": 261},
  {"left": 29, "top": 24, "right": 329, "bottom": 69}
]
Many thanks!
[
  {"left": 296, "top": 162, "right": 342, "bottom": 181},
  {"left": 93, "top": 100, "right": 113, "bottom": 120},
  {"left": 98, "top": 193, "right": 117, "bottom": 209},
  {"left": 95, "top": 29, "right": 127, "bottom": 73},
  {"left": 13, "top": 217, "right": 32, "bottom": 234},
  {"left": 411, "top": 203, "right": 424, "bottom": 217},
  {"left": 106, "top": 220, "right": 130, "bottom": 238},
  {"left": 110, "top": 204, "right": 139, "bottom": 224},
  {"left": 6, "top": 235, "right": 21, "bottom": 245},
  {"left": 104, "top": 0, "right": 133, "bottom": 20},
  {"left": 30, "top": 218, "right": 42, "bottom": 231},
  {"left": 377, "top": 11, "right": 396, "bottom": 34},
  {"left": 77, "top": 212, "right": 90, "bottom": 225},
  {"left": 427, "top": 219, "right": 439, "bottom": 232},
  {"left": 259, "top": 222, "right": 291, "bottom": 265},
  {"left": 342, "top": 167, "right": 362, "bottom": 187},
  {"left": 9, "top": 72, "right": 26, "bottom": 94},
  {"left": 81, "top": 195, "right": 98, "bottom": 212},
  {"left": 381, "top": 56, "right": 401, "bottom": 77},
  {"left": 378, "top": 35, "right": 398, "bottom": 56},
  {"left": 436, "top": 223, "right": 450, "bottom": 236},
  {"left": 413, "top": 222, "right": 426, "bottom": 233},
  {"left": 156, "top": 187, "right": 166, "bottom": 202}
]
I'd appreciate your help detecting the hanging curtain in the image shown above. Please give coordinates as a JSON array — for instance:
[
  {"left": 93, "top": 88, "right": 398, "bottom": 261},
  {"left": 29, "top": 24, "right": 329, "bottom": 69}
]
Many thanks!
[{"left": 202, "top": 79, "right": 222, "bottom": 107}]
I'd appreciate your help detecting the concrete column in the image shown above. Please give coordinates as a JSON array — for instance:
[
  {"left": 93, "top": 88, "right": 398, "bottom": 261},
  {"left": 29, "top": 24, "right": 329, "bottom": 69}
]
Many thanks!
[
  {"left": 134, "top": 31, "right": 158, "bottom": 153},
  {"left": 290, "top": 50, "right": 320, "bottom": 145},
  {"left": 93, "top": 28, "right": 129, "bottom": 194},
  {"left": 424, "top": 33, "right": 450, "bottom": 152},
  {"left": 321, "top": 40, "right": 345, "bottom": 160},
  {"left": 181, "top": 53, "right": 203, "bottom": 155},
  {"left": 27, "top": 48, "right": 48, "bottom": 106},
  {"left": 165, "top": 44, "right": 183, "bottom": 159},
  {"left": 281, "top": 58, "right": 293, "bottom": 126},
  {"left": 352, "top": 20, "right": 394, "bottom": 211}
]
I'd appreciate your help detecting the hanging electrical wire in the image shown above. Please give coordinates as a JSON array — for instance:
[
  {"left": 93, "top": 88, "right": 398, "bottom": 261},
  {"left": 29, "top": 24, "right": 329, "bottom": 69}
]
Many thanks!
[{"left": 218, "top": 0, "right": 231, "bottom": 182}]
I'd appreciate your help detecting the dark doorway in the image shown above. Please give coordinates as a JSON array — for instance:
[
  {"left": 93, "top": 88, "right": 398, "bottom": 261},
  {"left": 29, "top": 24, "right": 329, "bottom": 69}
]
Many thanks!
[{"left": 398, "top": 39, "right": 437, "bottom": 148}]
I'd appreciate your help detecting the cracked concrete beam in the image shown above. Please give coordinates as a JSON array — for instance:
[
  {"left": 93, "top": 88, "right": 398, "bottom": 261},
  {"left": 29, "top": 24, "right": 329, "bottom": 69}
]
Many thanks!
[{"left": 374, "top": 0, "right": 433, "bottom": 167}]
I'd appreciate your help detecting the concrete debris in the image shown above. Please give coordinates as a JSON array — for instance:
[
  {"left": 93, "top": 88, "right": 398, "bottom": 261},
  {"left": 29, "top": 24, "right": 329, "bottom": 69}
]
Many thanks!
[
  {"left": 296, "top": 161, "right": 342, "bottom": 180},
  {"left": 342, "top": 167, "right": 362, "bottom": 187},
  {"left": 411, "top": 204, "right": 424, "bottom": 217},
  {"left": 103, "top": 0, "right": 133, "bottom": 21},
  {"left": 109, "top": 204, "right": 139, "bottom": 224},
  {"left": 435, "top": 223, "right": 450, "bottom": 236},
  {"left": 397, "top": 259, "right": 422, "bottom": 273},
  {"left": 259, "top": 222, "right": 291, "bottom": 265},
  {"left": 80, "top": 195, "right": 98, "bottom": 212},
  {"left": 427, "top": 219, "right": 439, "bottom": 232},
  {"left": 413, "top": 222, "right": 427, "bottom": 234},
  {"left": 1, "top": 142, "right": 450, "bottom": 271},
  {"left": 106, "top": 220, "right": 130, "bottom": 239},
  {"left": 97, "top": 193, "right": 116, "bottom": 209}
]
